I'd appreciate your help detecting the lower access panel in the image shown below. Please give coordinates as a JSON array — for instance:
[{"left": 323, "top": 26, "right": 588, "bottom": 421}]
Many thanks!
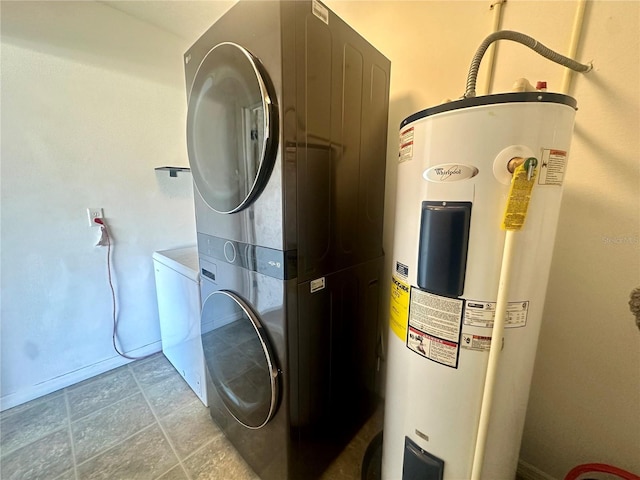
[
  {"left": 402, "top": 437, "right": 444, "bottom": 480},
  {"left": 291, "top": 256, "right": 384, "bottom": 478}
]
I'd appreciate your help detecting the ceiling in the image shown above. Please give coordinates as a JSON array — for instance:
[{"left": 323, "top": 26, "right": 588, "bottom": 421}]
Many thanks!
[{"left": 100, "top": 1, "right": 237, "bottom": 40}]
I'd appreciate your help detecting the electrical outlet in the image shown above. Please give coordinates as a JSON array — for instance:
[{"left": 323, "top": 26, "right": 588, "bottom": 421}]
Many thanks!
[{"left": 87, "top": 208, "right": 103, "bottom": 227}]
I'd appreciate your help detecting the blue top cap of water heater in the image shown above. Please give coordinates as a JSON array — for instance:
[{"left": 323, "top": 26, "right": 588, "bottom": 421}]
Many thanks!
[{"left": 400, "top": 92, "right": 578, "bottom": 129}]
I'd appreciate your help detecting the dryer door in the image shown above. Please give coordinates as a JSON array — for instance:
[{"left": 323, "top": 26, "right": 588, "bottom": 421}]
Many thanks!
[
  {"left": 201, "top": 290, "right": 280, "bottom": 429},
  {"left": 187, "top": 42, "right": 278, "bottom": 214}
]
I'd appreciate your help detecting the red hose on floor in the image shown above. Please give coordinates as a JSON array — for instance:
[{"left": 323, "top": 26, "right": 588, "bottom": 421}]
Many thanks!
[{"left": 564, "top": 463, "right": 640, "bottom": 480}]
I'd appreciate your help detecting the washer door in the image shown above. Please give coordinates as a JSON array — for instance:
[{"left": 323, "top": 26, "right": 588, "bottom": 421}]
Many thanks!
[
  {"left": 187, "top": 42, "right": 278, "bottom": 214},
  {"left": 201, "top": 290, "right": 279, "bottom": 429}
]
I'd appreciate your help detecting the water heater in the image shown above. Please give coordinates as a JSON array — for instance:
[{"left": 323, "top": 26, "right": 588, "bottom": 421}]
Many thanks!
[{"left": 382, "top": 92, "right": 577, "bottom": 479}]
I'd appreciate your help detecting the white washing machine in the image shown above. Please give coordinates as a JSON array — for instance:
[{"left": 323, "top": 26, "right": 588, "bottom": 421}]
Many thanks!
[{"left": 153, "top": 246, "right": 207, "bottom": 406}]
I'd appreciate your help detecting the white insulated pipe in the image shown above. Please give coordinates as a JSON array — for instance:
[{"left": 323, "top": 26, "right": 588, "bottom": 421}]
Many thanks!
[
  {"left": 479, "top": 0, "right": 506, "bottom": 96},
  {"left": 561, "top": 0, "right": 588, "bottom": 94},
  {"left": 470, "top": 229, "right": 517, "bottom": 480}
]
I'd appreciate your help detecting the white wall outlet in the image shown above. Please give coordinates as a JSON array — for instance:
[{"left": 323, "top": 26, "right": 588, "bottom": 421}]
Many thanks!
[{"left": 87, "top": 208, "right": 103, "bottom": 227}]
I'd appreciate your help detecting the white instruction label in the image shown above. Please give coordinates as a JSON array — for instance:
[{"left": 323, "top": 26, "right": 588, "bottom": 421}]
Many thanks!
[
  {"left": 398, "top": 127, "right": 414, "bottom": 163},
  {"left": 538, "top": 149, "right": 567, "bottom": 186},
  {"left": 312, "top": 0, "right": 329, "bottom": 24},
  {"left": 409, "top": 289, "right": 463, "bottom": 342},
  {"left": 407, "top": 288, "right": 463, "bottom": 368},
  {"left": 395, "top": 261, "right": 409, "bottom": 279},
  {"left": 310, "top": 277, "right": 325, "bottom": 293},
  {"left": 463, "top": 300, "right": 529, "bottom": 328}
]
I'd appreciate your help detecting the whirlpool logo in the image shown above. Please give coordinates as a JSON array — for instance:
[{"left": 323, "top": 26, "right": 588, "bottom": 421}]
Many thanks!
[{"left": 424, "top": 163, "right": 478, "bottom": 182}]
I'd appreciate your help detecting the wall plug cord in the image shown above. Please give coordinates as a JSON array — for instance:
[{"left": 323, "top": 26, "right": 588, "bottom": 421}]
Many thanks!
[
  {"left": 96, "top": 224, "right": 109, "bottom": 247},
  {"left": 94, "top": 218, "right": 153, "bottom": 361}
]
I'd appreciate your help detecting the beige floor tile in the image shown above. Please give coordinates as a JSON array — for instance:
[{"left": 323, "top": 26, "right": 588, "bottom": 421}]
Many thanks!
[
  {"left": 130, "top": 353, "right": 180, "bottom": 390},
  {"left": 0, "top": 393, "right": 68, "bottom": 454},
  {"left": 71, "top": 392, "right": 155, "bottom": 464},
  {"left": 159, "top": 398, "right": 222, "bottom": 459},
  {"left": 0, "top": 428, "right": 73, "bottom": 480},
  {"left": 143, "top": 374, "right": 199, "bottom": 419},
  {"left": 183, "top": 435, "right": 259, "bottom": 480},
  {"left": 53, "top": 469, "right": 76, "bottom": 480},
  {"left": 156, "top": 464, "right": 190, "bottom": 480},
  {"left": 0, "top": 390, "right": 64, "bottom": 421},
  {"left": 66, "top": 366, "right": 139, "bottom": 421},
  {"left": 76, "top": 425, "right": 178, "bottom": 480}
]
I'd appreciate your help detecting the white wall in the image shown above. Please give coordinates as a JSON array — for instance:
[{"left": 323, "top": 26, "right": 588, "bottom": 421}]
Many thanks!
[
  {"left": 512, "top": 2, "right": 640, "bottom": 476},
  {"left": 325, "top": 0, "right": 639, "bottom": 477},
  {"left": 0, "top": 1, "right": 198, "bottom": 409}
]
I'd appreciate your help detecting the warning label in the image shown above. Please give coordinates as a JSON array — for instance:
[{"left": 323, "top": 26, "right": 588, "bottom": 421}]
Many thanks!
[
  {"left": 461, "top": 333, "right": 492, "bottom": 352},
  {"left": 408, "top": 328, "right": 459, "bottom": 367},
  {"left": 407, "top": 288, "right": 463, "bottom": 368},
  {"left": 463, "top": 300, "right": 529, "bottom": 328},
  {"left": 389, "top": 276, "right": 410, "bottom": 341},
  {"left": 398, "top": 127, "right": 414, "bottom": 163},
  {"left": 538, "top": 149, "right": 567, "bottom": 186},
  {"left": 502, "top": 160, "right": 536, "bottom": 231}
]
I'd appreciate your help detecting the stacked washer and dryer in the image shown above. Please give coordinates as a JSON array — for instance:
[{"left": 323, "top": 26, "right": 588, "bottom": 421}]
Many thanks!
[{"left": 183, "top": 1, "right": 390, "bottom": 479}]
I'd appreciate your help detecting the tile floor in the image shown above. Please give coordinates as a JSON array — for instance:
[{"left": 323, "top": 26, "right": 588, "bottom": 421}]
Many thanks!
[{"left": 0, "top": 353, "right": 383, "bottom": 480}]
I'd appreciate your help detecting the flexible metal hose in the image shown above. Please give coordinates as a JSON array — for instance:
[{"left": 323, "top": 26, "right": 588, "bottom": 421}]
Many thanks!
[{"left": 464, "top": 30, "right": 592, "bottom": 98}]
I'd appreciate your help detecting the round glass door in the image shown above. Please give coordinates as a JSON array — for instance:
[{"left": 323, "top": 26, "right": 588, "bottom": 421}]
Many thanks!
[
  {"left": 187, "top": 42, "right": 278, "bottom": 214},
  {"left": 201, "top": 290, "right": 279, "bottom": 429}
]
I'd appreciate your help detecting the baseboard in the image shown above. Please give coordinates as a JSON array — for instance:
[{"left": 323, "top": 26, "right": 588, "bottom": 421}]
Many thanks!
[
  {"left": 518, "top": 459, "right": 558, "bottom": 480},
  {"left": 0, "top": 341, "right": 162, "bottom": 412}
]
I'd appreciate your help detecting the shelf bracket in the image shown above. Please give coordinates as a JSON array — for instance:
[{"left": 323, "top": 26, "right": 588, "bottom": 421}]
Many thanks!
[{"left": 155, "top": 166, "right": 191, "bottom": 177}]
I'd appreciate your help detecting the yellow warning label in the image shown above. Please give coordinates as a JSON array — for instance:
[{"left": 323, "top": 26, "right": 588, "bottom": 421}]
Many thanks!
[
  {"left": 502, "top": 159, "right": 537, "bottom": 230},
  {"left": 390, "top": 276, "right": 410, "bottom": 340}
]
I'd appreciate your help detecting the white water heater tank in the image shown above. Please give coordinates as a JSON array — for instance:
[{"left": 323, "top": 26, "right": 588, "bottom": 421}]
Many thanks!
[{"left": 383, "top": 92, "right": 577, "bottom": 480}]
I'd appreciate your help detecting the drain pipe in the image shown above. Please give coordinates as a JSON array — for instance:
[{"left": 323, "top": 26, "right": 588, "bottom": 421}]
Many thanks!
[
  {"left": 478, "top": 0, "right": 507, "bottom": 96},
  {"left": 561, "top": 0, "right": 588, "bottom": 94},
  {"left": 469, "top": 228, "right": 517, "bottom": 480},
  {"left": 470, "top": 155, "right": 541, "bottom": 480}
]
